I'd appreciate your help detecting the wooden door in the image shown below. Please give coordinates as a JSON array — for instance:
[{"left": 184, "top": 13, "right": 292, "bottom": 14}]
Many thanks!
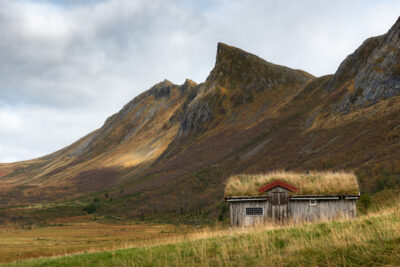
[{"left": 268, "top": 191, "right": 289, "bottom": 222}]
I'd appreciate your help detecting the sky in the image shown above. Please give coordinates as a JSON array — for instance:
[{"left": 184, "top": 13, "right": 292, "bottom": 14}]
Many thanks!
[{"left": 0, "top": 0, "right": 399, "bottom": 163}]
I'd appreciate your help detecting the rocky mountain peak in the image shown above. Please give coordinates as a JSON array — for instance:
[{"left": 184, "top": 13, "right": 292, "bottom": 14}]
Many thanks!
[
  {"left": 388, "top": 16, "right": 400, "bottom": 35},
  {"left": 216, "top": 42, "right": 248, "bottom": 63},
  {"left": 333, "top": 16, "right": 400, "bottom": 112},
  {"left": 214, "top": 42, "right": 269, "bottom": 73},
  {"left": 152, "top": 79, "right": 174, "bottom": 88},
  {"left": 179, "top": 78, "right": 198, "bottom": 95},
  {"left": 327, "top": 35, "right": 384, "bottom": 92},
  {"left": 149, "top": 79, "right": 175, "bottom": 99},
  {"left": 175, "top": 43, "right": 314, "bottom": 138},
  {"left": 183, "top": 78, "right": 197, "bottom": 87},
  {"left": 211, "top": 42, "right": 313, "bottom": 89}
]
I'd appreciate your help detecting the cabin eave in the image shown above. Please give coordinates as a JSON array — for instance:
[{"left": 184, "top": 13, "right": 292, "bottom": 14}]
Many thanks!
[{"left": 225, "top": 194, "right": 360, "bottom": 202}]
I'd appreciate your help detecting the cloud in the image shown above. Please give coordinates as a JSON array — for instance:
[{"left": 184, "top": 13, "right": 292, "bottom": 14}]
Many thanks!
[
  {"left": 0, "top": 105, "right": 110, "bottom": 162},
  {"left": 0, "top": 0, "right": 399, "bottom": 162},
  {"left": 0, "top": 110, "right": 23, "bottom": 133}
]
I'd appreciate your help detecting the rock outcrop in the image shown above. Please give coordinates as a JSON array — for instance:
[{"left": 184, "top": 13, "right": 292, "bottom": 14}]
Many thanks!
[
  {"left": 332, "top": 17, "right": 400, "bottom": 112},
  {"left": 177, "top": 42, "right": 313, "bottom": 137}
]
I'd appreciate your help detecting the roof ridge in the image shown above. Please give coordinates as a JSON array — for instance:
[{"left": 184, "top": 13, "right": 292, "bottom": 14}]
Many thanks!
[{"left": 258, "top": 179, "right": 299, "bottom": 193}]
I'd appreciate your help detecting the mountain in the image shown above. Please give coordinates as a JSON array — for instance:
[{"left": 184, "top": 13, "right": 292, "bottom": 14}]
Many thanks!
[{"left": 0, "top": 18, "right": 399, "bottom": 220}]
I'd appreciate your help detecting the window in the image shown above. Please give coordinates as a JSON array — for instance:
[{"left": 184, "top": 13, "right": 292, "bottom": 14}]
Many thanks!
[
  {"left": 246, "top": 207, "right": 263, "bottom": 216},
  {"left": 310, "top": 199, "right": 317, "bottom": 206}
]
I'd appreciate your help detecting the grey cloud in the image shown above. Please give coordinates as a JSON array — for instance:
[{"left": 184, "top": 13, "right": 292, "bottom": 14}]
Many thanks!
[{"left": 0, "top": 0, "right": 399, "bottom": 161}]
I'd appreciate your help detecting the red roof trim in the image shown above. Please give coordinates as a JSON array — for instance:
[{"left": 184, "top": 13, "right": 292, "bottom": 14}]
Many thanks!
[{"left": 258, "top": 179, "right": 299, "bottom": 193}]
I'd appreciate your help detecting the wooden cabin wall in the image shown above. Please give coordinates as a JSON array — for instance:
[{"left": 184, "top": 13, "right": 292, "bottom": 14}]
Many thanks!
[
  {"left": 229, "top": 199, "right": 357, "bottom": 227},
  {"left": 230, "top": 201, "right": 268, "bottom": 227},
  {"left": 290, "top": 199, "right": 357, "bottom": 223}
]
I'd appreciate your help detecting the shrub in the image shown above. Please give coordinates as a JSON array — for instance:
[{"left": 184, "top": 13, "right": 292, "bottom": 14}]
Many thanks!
[
  {"left": 83, "top": 203, "right": 97, "bottom": 214},
  {"left": 359, "top": 194, "right": 371, "bottom": 211}
]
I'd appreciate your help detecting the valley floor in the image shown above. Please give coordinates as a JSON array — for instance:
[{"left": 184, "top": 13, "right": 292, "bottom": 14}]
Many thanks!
[
  {"left": 0, "top": 223, "right": 195, "bottom": 264},
  {"left": 2, "top": 206, "right": 400, "bottom": 266},
  {"left": 2, "top": 190, "right": 399, "bottom": 266}
]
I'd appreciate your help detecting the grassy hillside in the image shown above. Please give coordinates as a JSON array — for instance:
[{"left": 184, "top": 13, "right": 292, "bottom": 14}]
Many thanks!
[{"left": 4, "top": 196, "right": 400, "bottom": 267}]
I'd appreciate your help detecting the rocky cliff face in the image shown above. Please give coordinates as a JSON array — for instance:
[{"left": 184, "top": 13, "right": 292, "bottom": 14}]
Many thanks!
[
  {"left": 332, "top": 17, "right": 400, "bottom": 112},
  {"left": 0, "top": 18, "right": 399, "bottom": 219},
  {"left": 354, "top": 18, "right": 400, "bottom": 104},
  {"left": 177, "top": 42, "right": 313, "bottom": 137}
]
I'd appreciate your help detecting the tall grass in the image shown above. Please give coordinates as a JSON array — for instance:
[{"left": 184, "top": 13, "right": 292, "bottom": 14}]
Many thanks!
[
  {"left": 6, "top": 201, "right": 400, "bottom": 267},
  {"left": 225, "top": 170, "right": 359, "bottom": 196}
]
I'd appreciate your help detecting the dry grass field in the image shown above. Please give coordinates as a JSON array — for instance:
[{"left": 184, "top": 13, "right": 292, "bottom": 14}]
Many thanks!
[
  {"left": 3, "top": 203, "right": 400, "bottom": 266},
  {"left": 0, "top": 222, "right": 197, "bottom": 264},
  {"left": 1, "top": 189, "right": 399, "bottom": 266}
]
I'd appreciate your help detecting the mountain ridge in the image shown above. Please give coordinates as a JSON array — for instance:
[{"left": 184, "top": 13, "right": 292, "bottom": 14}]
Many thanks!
[{"left": 0, "top": 18, "right": 399, "bottom": 220}]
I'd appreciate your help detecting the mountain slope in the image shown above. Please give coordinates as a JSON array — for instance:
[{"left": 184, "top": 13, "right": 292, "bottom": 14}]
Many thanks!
[
  {"left": 0, "top": 18, "right": 399, "bottom": 219},
  {"left": 0, "top": 79, "right": 198, "bottom": 203}
]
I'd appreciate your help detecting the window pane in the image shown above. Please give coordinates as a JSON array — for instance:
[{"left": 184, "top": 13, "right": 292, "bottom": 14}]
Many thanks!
[{"left": 246, "top": 207, "right": 263, "bottom": 215}]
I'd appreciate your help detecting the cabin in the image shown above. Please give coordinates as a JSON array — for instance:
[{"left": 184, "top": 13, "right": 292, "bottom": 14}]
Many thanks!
[{"left": 225, "top": 171, "right": 360, "bottom": 227}]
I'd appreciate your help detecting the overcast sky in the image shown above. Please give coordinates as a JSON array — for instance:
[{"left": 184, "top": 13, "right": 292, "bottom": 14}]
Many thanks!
[{"left": 0, "top": 0, "right": 399, "bottom": 163}]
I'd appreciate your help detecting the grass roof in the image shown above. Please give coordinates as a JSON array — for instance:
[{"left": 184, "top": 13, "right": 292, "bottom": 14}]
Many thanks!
[{"left": 225, "top": 171, "right": 359, "bottom": 196}]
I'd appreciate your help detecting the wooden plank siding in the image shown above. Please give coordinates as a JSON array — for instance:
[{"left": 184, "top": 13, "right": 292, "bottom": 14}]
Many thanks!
[
  {"left": 290, "top": 199, "right": 356, "bottom": 223},
  {"left": 230, "top": 200, "right": 269, "bottom": 227},
  {"left": 228, "top": 195, "right": 357, "bottom": 227}
]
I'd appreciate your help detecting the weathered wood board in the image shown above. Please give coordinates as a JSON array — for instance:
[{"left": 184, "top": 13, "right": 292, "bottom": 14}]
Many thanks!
[{"left": 228, "top": 193, "right": 357, "bottom": 227}]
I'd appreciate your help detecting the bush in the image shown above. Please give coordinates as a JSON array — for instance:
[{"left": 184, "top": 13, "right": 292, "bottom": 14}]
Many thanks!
[
  {"left": 83, "top": 203, "right": 97, "bottom": 214},
  {"left": 359, "top": 194, "right": 371, "bottom": 211},
  {"left": 377, "top": 174, "right": 400, "bottom": 191}
]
